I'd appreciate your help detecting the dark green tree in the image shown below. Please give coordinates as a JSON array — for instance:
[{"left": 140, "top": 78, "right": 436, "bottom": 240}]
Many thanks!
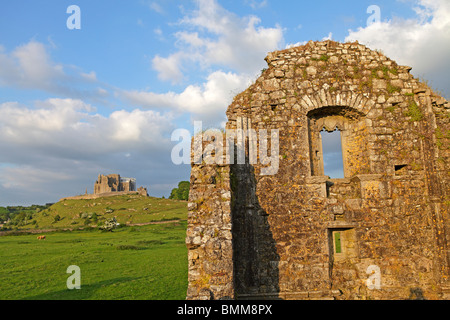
[
  {"left": 0, "top": 207, "right": 9, "bottom": 222},
  {"left": 169, "top": 181, "right": 190, "bottom": 200}
]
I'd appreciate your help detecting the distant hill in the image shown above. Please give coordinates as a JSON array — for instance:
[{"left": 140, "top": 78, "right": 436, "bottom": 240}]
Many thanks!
[{"left": 5, "top": 194, "right": 187, "bottom": 231}]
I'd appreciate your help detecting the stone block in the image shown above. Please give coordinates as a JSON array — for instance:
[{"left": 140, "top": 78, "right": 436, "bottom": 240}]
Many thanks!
[
  {"left": 372, "top": 79, "right": 387, "bottom": 89},
  {"left": 306, "top": 66, "right": 317, "bottom": 76}
]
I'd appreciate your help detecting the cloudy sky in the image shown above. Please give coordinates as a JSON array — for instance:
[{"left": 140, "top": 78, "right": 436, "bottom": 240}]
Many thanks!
[{"left": 0, "top": 0, "right": 448, "bottom": 205}]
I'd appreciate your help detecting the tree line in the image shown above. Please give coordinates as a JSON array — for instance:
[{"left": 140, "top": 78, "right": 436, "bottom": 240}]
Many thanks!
[{"left": 0, "top": 204, "right": 51, "bottom": 228}]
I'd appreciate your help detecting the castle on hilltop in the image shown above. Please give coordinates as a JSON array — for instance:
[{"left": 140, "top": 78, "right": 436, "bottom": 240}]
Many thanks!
[
  {"left": 94, "top": 174, "right": 136, "bottom": 194},
  {"left": 60, "top": 174, "right": 148, "bottom": 201},
  {"left": 94, "top": 174, "right": 148, "bottom": 197}
]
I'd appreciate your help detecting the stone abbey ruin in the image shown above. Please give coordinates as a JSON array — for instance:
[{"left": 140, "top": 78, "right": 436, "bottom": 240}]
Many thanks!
[
  {"left": 94, "top": 174, "right": 137, "bottom": 194},
  {"left": 93, "top": 174, "right": 148, "bottom": 197},
  {"left": 61, "top": 174, "right": 148, "bottom": 201},
  {"left": 186, "top": 40, "right": 449, "bottom": 300}
]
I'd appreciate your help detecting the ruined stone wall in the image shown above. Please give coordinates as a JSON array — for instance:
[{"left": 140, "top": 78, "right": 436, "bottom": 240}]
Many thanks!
[
  {"left": 94, "top": 174, "right": 137, "bottom": 194},
  {"left": 186, "top": 137, "right": 234, "bottom": 299},
  {"left": 94, "top": 174, "right": 120, "bottom": 194},
  {"left": 186, "top": 40, "right": 449, "bottom": 300}
]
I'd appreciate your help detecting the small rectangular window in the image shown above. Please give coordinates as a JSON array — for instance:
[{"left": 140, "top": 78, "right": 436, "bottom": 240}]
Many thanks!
[{"left": 334, "top": 232, "right": 342, "bottom": 254}]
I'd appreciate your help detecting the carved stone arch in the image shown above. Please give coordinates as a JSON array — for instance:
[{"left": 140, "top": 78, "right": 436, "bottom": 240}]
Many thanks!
[{"left": 299, "top": 90, "right": 376, "bottom": 119}]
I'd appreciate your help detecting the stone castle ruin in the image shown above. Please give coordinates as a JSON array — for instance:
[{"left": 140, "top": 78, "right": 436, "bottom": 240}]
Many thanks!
[
  {"left": 186, "top": 40, "right": 449, "bottom": 300},
  {"left": 93, "top": 174, "right": 148, "bottom": 197},
  {"left": 94, "top": 174, "right": 136, "bottom": 194},
  {"left": 61, "top": 174, "right": 148, "bottom": 201}
]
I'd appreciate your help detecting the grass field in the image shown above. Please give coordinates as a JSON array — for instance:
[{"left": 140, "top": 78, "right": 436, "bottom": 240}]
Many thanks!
[
  {"left": 0, "top": 222, "right": 188, "bottom": 300},
  {"left": 0, "top": 195, "right": 189, "bottom": 300}
]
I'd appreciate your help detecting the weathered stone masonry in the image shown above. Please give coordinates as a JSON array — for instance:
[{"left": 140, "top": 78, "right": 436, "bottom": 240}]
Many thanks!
[
  {"left": 186, "top": 40, "right": 449, "bottom": 300},
  {"left": 94, "top": 174, "right": 136, "bottom": 194}
]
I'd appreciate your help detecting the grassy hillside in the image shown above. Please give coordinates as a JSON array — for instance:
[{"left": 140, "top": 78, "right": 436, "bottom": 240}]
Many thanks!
[
  {"left": 28, "top": 195, "right": 187, "bottom": 230},
  {"left": 0, "top": 221, "right": 188, "bottom": 300}
]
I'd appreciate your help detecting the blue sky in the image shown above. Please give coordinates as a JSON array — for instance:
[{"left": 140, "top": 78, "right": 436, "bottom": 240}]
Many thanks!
[{"left": 0, "top": 0, "right": 448, "bottom": 205}]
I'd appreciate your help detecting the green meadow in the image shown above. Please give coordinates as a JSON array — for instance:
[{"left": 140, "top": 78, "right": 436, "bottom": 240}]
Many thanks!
[{"left": 0, "top": 196, "right": 189, "bottom": 300}]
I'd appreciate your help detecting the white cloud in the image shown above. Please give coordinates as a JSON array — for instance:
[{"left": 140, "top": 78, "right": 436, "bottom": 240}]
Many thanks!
[
  {"left": 285, "top": 41, "right": 307, "bottom": 49},
  {"left": 1, "top": 166, "right": 73, "bottom": 191},
  {"left": 152, "top": 52, "right": 186, "bottom": 83},
  {"left": 346, "top": 0, "right": 450, "bottom": 97},
  {"left": 0, "top": 41, "right": 64, "bottom": 90},
  {"left": 322, "top": 32, "right": 333, "bottom": 41},
  {"left": 0, "top": 99, "right": 94, "bottom": 144},
  {"left": 108, "top": 109, "right": 172, "bottom": 142},
  {"left": 175, "top": 31, "right": 204, "bottom": 48},
  {"left": 97, "top": 87, "right": 109, "bottom": 97},
  {"left": 148, "top": 1, "right": 164, "bottom": 14},
  {"left": 0, "top": 98, "right": 173, "bottom": 156},
  {"left": 151, "top": 0, "right": 283, "bottom": 83},
  {"left": 120, "top": 70, "right": 250, "bottom": 125},
  {"left": 139, "top": 0, "right": 284, "bottom": 125},
  {"left": 245, "top": 0, "right": 268, "bottom": 10},
  {"left": 154, "top": 27, "right": 163, "bottom": 36},
  {"left": 0, "top": 40, "right": 109, "bottom": 100},
  {"left": 80, "top": 71, "right": 97, "bottom": 82}
]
